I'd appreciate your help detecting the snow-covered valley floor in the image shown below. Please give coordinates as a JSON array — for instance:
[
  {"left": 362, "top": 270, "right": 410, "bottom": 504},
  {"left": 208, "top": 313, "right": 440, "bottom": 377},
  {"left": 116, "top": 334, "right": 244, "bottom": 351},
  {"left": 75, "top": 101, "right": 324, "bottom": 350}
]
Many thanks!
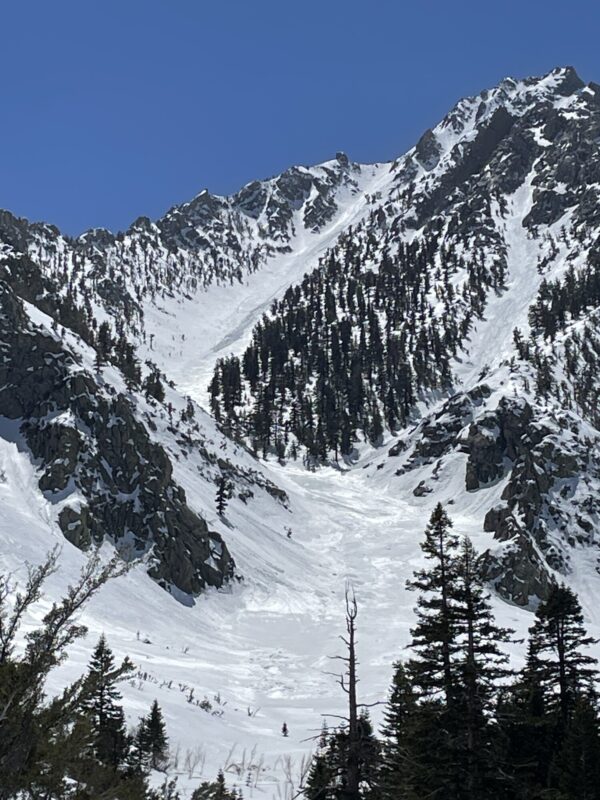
[
  {"left": 4, "top": 144, "right": 600, "bottom": 797},
  {"left": 5, "top": 421, "right": 598, "bottom": 798}
]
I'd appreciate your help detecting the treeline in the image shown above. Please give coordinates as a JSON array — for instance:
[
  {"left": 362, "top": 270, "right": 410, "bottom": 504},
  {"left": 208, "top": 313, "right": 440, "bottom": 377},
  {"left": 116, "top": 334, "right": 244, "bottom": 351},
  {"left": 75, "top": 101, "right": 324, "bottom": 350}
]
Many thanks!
[
  {"left": 1, "top": 253, "right": 174, "bottom": 401},
  {"left": 305, "top": 504, "right": 600, "bottom": 800},
  {"left": 1, "top": 252, "right": 144, "bottom": 388},
  {"left": 210, "top": 224, "right": 506, "bottom": 462},
  {"left": 528, "top": 244, "right": 600, "bottom": 340},
  {"left": 515, "top": 240, "right": 600, "bottom": 426},
  {"left": 0, "top": 550, "right": 237, "bottom": 800}
]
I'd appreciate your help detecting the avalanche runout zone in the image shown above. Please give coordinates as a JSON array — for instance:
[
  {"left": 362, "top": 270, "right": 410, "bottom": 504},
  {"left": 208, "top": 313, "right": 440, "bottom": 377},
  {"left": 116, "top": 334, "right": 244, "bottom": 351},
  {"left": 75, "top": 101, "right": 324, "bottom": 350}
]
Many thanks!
[{"left": 5, "top": 66, "right": 600, "bottom": 797}]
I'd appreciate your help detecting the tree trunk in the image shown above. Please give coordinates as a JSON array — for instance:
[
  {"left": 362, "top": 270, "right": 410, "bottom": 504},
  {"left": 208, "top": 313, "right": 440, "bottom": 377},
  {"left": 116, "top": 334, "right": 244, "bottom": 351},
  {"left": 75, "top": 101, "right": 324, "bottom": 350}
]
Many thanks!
[{"left": 343, "top": 592, "right": 361, "bottom": 800}]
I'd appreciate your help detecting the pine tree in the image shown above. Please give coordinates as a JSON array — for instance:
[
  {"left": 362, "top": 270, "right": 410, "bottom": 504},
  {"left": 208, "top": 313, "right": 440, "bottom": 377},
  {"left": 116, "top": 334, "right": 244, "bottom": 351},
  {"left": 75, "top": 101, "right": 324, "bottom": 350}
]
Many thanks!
[
  {"left": 405, "top": 503, "right": 461, "bottom": 704},
  {"left": 452, "top": 538, "right": 514, "bottom": 798},
  {"left": 399, "top": 504, "right": 463, "bottom": 798},
  {"left": 400, "top": 514, "right": 515, "bottom": 799},
  {"left": 215, "top": 475, "right": 232, "bottom": 516},
  {"left": 305, "top": 713, "right": 380, "bottom": 800},
  {"left": 96, "top": 321, "right": 113, "bottom": 366},
  {"left": 498, "top": 641, "right": 556, "bottom": 799},
  {"left": 138, "top": 699, "right": 169, "bottom": 771},
  {"left": 304, "top": 732, "right": 338, "bottom": 800},
  {"left": 500, "top": 585, "right": 599, "bottom": 798},
  {"left": 83, "top": 634, "right": 135, "bottom": 768},
  {"left": 528, "top": 583, "right": 598, "bottom": 723},
  {"left": 548, "top": 693, "right": 600, "bottom": 799},
  {"left": 143, "top": 368, "right": 165, "bottom": 403},
  {"left": 379, "top": 662, "right": 417, "bottom": 799},
  {"left": 191, "top": 770, "right": 239, "bottom": 800}
]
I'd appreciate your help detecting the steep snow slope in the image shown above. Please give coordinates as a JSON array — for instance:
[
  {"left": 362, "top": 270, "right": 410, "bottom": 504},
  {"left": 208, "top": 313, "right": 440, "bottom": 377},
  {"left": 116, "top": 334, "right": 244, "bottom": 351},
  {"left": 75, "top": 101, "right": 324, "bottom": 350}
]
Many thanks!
[
  {"left": 4, "top": 65, "right": 600, "bottom": 798},
  {"left": 137, "top": 162, "right": 393, "bottom": 406},
  {"left": 0, "top": 428, "right": 546, "bottom": 797}
]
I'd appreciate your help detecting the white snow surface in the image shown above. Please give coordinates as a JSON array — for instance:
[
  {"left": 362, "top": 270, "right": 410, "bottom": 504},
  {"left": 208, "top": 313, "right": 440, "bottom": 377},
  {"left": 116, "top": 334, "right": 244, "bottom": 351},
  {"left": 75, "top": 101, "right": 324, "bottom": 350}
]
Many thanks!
[
  {"left": 3, "top": 65, "right": 600, "bottom": 798},
  {"left": 6, "top": 202, "right": 600, "bottom": 799},
  {"left": 138, "top": 162, "right": 393, "bottom": 407},
  {"left": 0, "top": 421, "right": 549, "bottom": 799}
]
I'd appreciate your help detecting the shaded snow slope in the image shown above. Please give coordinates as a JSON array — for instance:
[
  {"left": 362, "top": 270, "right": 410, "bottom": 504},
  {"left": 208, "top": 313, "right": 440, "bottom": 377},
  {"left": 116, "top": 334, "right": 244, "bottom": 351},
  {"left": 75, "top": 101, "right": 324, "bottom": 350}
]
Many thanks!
[{"left": 4, "top": 65, "right": 600, "bottom": 798}]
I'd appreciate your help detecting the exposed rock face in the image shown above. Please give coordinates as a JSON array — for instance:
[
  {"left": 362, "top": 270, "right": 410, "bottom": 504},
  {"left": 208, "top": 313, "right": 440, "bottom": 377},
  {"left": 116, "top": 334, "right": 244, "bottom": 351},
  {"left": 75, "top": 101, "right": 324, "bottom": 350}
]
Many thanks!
[
  {"left": 463, "top": 395, "right": 600, "bottom": 606},
  {"left": 4, "top": 64, "right": 600, "bottom": 616},
  {"left": 0, "top": 281, "right": 234, "bottom": 599},
  {"left": 0, "top": 154, "right": 363, "bottom": 342},
  {"left": 479, "top": 402, "right": 600, "bottom": 588},
  {"left": 463, "top": 397, "right": 533, "bottom": 491},
  {"left": 413, "top": 107, "right": 516, "bottom": 225},
  {"left": 398, "top": 385, "right": 492, "bottom": 470},
  {"left": 481, "top": 530, "right": 554, "bottom": 608},
  {"left": 415, "top": 130, "right": 441, "bottom": 171},
  {"left": 390, "top": 381, "right": 600, "bottom": 607}
]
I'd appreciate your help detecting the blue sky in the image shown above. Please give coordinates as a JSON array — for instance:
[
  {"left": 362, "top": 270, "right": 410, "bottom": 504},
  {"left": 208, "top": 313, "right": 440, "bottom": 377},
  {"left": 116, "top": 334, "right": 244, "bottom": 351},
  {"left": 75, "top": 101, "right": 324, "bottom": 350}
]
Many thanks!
[{"left": 1, "top": 0, "right": 598, "bottom": 235}]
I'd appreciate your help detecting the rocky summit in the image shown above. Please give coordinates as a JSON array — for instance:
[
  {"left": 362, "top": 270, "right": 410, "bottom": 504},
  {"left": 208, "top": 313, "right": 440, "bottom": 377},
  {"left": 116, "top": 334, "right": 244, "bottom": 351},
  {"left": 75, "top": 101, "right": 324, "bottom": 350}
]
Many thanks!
[{"left": 3, "top": 64, "right": 600, "bottom": 792}]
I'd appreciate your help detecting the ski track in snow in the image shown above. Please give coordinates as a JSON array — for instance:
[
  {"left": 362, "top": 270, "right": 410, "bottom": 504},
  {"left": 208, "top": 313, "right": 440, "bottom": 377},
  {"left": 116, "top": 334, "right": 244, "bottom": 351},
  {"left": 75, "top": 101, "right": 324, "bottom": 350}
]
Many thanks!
[
  {"left": 0, "top": 434, "right": 544, "bottom": 798},
  {"left": 454, "top": 175, "right": 538, "bottom": 386},
  {"left": 5, "top": 148, "right": 600, "bottom": 794}
]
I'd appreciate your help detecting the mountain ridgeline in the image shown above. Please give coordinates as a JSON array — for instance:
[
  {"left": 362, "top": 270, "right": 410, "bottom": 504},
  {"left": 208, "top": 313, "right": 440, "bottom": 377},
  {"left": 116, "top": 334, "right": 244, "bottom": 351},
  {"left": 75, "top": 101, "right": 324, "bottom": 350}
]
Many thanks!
[
  {"left": 209, "top": 67, "right": 600, "bottom": 461},
  {"left": 205, "top": 66, "right": 600, "bottom": 606},
  {"left": 2, "top": 65, "right": 600, "bottom": 613}
]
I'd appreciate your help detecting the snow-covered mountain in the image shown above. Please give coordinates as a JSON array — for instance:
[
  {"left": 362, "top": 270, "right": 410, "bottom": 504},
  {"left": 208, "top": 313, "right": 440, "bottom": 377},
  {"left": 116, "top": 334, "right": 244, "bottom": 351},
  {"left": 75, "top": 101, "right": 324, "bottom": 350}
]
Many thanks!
[{"left": 3, "top": 65, "right": 600, "bottom": 795}]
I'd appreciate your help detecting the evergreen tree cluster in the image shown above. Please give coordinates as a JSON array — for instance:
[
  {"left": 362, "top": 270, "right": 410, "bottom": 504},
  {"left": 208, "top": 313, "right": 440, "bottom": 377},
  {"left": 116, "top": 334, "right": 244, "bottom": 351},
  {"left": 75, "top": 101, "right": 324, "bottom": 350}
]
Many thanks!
[
  {"left": 306, "top": 715, "right": 381, "bottom": 800},
  {"left": 304, "top": 504, "right": 600, "bottom": 800},
  {"left": 1, "top": 253, "right": 147, "bottom": 391},
  {"left": 210, "top": 223, "right": 506, "bottom": 462},
  {"left": 0, "top": 552, "right": 236, "bottom": 800},
  {"left": 514, "top": 242, "right": 600, "bottom": 426},
  {"left": 528, "top": 246, "right": 600, "bottom": 340},
  {"left": 514, "top": 318, "right": 600, "bottom": 427}
]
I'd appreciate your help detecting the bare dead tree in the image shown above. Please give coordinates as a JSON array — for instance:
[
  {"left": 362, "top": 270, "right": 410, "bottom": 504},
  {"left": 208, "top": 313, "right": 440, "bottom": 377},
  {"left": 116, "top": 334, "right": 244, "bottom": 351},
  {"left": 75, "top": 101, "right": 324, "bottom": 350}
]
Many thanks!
[
  {"left": 321, "top": 586, "right": 384, "bottom": 800},
  {"left": 340, "top": 586, "right": 360, "bottom": 800}
]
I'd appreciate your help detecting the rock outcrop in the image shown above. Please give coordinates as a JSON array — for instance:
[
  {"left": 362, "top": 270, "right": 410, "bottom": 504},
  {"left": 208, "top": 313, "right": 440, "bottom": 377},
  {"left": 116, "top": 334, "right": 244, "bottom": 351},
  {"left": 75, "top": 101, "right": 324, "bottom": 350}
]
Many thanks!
[{"left": 0, "top": 280, "right": 234, "bottom": 599}]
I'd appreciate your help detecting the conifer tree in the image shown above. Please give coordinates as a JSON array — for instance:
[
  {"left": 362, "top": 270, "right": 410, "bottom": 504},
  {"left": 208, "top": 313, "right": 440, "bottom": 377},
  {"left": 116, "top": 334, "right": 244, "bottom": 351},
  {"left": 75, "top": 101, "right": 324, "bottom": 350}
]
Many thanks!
[
  {"left": 143, "top": 368, "right": 165, "bottom": 403},
  {"left": 83, "top": 634, "right": 135, "bottom": 768},
  {"left": 500, "top": 584, "right": 599, "bottom": 798},
  {"left": 400, "top": 504, "right": 463, "bottom": 798},
  {"left": 527, "top": 583, "right": 598, "bottom": 723},
  {"left": 498, "top": 641, "right": 556, "bottom": 799},
  {"left": 452, "top": 538, "right": 514, "bottom": 798},
  {"left": 305, "top": 713, "right": 380, "bottom": 800},
  {"left": 400, "top": 514, "right": 515, "bottom": 799},
  {"left": 405, "top": 503, "right": 461, "bottom": 704},
  {"left": 215, "top": 475, "right": 232, "bottom": 516},
  {"left": 548, "top": 693, "right": 600, "bottom": 799},
  {"left": 95, "top": 321, "right": 113, "bottom": 366},
  {"left": 379, "top": 662, "right": 417, "bottom": 800},
  {"left": 138, "top": 699, "right": 169, "bottom": 771},
  {"left": 191, "top": 769, "right": 239, "bottom": 800},
  {"left": 304, "top": 728, "right": 338, "bottom": 800}
]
